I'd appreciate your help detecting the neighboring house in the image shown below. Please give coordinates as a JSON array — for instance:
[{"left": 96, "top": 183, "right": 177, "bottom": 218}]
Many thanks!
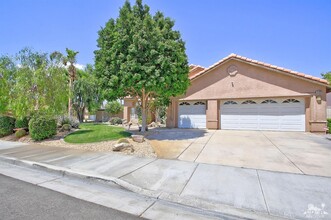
[
  {"left": 327, "top": 93, "right": 331, "bottom": 118},
  {"left": 163, "top": 53, "right": 330, "bottom": 132}
]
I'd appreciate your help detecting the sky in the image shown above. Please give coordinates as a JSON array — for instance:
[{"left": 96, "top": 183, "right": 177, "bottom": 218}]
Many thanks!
[{"left": 0, "top": 0, "right": 330, "bottom": 77}]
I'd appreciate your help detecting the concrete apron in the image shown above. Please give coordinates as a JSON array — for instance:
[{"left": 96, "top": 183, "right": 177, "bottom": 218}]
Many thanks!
[{"left": 0, "top": 142, "right": 330, "bottom": 220}]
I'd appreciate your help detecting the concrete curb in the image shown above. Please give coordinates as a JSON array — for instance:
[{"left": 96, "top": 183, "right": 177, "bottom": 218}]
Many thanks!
[{"left": 0, "top": 155, "right": 288, "bottom": 220}]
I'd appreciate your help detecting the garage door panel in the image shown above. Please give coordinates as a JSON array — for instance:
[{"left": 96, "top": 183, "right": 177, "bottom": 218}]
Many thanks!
[{"left": 221, "top": 99, "right": 305, "bottom": 131}]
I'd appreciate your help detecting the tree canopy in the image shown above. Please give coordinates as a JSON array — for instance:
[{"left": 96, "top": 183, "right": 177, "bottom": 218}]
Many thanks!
[
  {"left": 1, "top": 48, "right": 69, "bottom": 118},
  {"left": 0, "top": 56, "right": 16, "bottom": 114},
  {"left": 94, "top": 0, "right": 190, "bottom": 131},
  {"left": 322, "top": 71, "right": 331, "bottom": 83},
  {"left": 105, "top": 101, "right": 123, "bottom": 115},
  {"left": 72, "top": 65, "right": 102, "bottom": 122}
]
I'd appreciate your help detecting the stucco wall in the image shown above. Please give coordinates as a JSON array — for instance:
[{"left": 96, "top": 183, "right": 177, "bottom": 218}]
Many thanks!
[{"left": 167, "top": 59, "right": 328, "bottom": 132}]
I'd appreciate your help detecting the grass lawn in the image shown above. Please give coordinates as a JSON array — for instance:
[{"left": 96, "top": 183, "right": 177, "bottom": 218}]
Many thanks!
[{"left": 64, "top": 123, "right": 131, "bottom": 144}]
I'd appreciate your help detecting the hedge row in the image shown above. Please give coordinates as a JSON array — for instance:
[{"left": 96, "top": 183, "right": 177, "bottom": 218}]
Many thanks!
[{"left": 0, "top": 116, "right": 16, "bottom": 137}]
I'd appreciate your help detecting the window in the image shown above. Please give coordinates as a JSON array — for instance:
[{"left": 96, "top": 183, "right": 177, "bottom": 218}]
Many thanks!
[
  {"left": 179, "top": 102, "right": 190, "bottom": 105},
  {"left": 224, "top": 101, "right": 237, "bottom": 105},
  {"left": 282, "top": 99, "right": 300, "bottom": 103},
  {"left": 261, "top": 99, "right": 277, "bottom": 104},
  {"left": 194, "top": 101, "right": 205, "bottom": 105},
  {"left": 242, "top": 100, "right": 256, "bottom": 104}
]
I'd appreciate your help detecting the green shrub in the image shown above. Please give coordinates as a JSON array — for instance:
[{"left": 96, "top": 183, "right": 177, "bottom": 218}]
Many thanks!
[
  {"left": 327, "top": 119, "right": 331, "bottom": 134},
  {"left": 109, "top": 117, "right": 122, "bottom": 125},
  {"left": 0, "top": 116, "right": 16, "bottom": 137},
  {"left": 29, "top": 116, "right": 57, "bottom": 141},
  {"left": 15, "top": 117, "right": 30, "bottom": 128},
  {"left": 61, "top": 124, "right": 71, "bottom": 131},
  {"left": 15, "top": 129, "right": 27, "bottom": 138},
  {"left": 57, "top": 116, "right": 80, "bottom": 129}
]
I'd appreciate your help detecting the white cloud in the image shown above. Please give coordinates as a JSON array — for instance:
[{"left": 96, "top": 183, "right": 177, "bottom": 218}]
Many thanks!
[{"left": 74, "top": 63, "right": 85, "bottom": 70}]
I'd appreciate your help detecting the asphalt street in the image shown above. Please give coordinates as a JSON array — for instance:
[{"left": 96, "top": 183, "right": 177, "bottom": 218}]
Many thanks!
[{"left": 0, "top": 174, "right": 144, "bottom": 220}]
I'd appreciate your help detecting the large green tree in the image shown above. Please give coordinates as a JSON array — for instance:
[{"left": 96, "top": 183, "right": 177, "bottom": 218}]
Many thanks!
[
  {"left": 322, "top": 71, "right": 331, "bottom": 83},
  {"left": 95, "top": 0, "right": 189, "bottom": 131},
  {"left": 72, "top": 65, "right": 102, "bottom": 122},
  {"left": 0, "top": 55, "right": 16, "bottom": 114},
  {"left": 10, "top": 48, "right": 68, "bottom": 117}
]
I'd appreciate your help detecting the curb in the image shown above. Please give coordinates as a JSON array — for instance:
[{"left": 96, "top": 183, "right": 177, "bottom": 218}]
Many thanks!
[{"left": 0, "top": 155, "right": 288, "bottom": 220}]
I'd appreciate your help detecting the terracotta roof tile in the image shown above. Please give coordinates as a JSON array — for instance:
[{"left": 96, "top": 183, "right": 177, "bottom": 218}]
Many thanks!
[{"left": 190, "top": 53, "right": 329, "bottom": 85}]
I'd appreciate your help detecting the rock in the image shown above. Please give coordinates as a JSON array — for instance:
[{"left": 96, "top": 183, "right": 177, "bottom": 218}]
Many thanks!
[
  {"left": 132, "top": 135, "right": 144, "bottom": 143},
  {"left": 149, "top": 122, "right": 157, "bottom": 127},
  {"left": 113, "top": 143, "right": 133, "bottom": 152},
  {"left": 117, "top": 138, "right": 129, "bottom": 144}
]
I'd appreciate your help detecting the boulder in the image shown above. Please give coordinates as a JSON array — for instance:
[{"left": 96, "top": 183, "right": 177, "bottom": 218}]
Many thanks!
[
  {"left": 132, "top": 135, "right": 144, "bottom": 143},
  {"left": 113, "top": 143, "right": 133, "bottom": 152},
  {"left": 117, "top": 138, "right": 130, "bottom": 144}
]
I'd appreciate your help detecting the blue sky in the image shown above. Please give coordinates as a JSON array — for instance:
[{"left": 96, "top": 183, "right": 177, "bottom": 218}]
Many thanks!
[{"left": 1, "top": 0, "right": 330, "bottom": 77}]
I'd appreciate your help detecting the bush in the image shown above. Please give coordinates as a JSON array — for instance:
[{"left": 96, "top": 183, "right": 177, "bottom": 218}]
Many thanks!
[
  {"left": 61, "top": 124, "right": 71, "bottom": 131},
  {"left": 15, "top": 129, "right": 27, "bottom": 138},
  {"left": 0, "top": 116, "right": 16, "bottom": 137},
  {"left": 328, "top": 119, "right": 331, "bottom": 134},
  {"left": 109, "top": 117, "right": 122, "bottom": 125},
  {"left": 15, "top": 117, "right": 30, "bottom": 128},
  {"left": 105, "top": 101, "right": 123, "bottom": 115},
  {"left": 57, "top": 116, "right": 79, "bottom": 129},
  {"left": 29, "top": 116, "right": 57, "bottom": 141}
]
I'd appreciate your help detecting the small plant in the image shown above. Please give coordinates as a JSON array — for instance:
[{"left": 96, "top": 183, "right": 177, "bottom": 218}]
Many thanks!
[
  {"left": 15, "top": 129, "right": 27, "bottom": 138},
  {"left": 29, "top": 115, "right": 57, "bottom": 141},
  {"left": 0, "top": 116, "right": 16, "bottom": 137},
  {"left": 61, "top": 124, "right": 71, "bottom": 131},
  {"left": 15, "top": 117, "right": 30, "bottom": 128},
  {"left": 109, "top": 117, "right": 122, "bottom": 125},
  {"left": 327, "top": 119, "right": 331, "bottom": 134},
  {"left": 57, "top": 116, "right": 80, "bottom": 129}
]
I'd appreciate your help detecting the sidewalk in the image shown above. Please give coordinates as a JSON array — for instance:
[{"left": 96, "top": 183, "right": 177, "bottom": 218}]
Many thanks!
[{"left": 0, "top": 140, "right": 330, "bottom": 220}]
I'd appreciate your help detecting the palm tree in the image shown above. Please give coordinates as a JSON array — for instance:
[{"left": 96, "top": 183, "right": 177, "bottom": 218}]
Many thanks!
[{"left": 50, "top": 48, "right": 79, "bottom": 117}]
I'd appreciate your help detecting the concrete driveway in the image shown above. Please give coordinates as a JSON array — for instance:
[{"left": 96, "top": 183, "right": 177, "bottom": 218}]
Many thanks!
[{"left": 148, "top": 129, "right": 331, "bottom": 177}]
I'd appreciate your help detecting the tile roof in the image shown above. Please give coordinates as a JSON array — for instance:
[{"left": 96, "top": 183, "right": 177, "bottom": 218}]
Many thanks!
[{"left": 190, "top": 53, "right": 329, "bottom": 86}]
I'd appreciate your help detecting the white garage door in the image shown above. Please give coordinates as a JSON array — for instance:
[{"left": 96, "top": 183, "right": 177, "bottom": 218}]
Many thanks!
[
  {"left": 221, "top": 98, "right": 305, "bottom": 131},
  {"left": 178, "top": 101, "right": 206, "bottom": 128}
]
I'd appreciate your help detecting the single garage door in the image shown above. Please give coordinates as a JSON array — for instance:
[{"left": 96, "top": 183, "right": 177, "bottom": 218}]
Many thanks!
[
  {"left": 178, "top": 101, "right": 206, "bottom": 128},
  {"left": 220, "top": 98, "right": 305, "bottom": 131}
]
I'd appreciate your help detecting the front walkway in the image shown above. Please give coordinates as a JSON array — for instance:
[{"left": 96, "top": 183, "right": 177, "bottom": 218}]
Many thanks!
[
  {"left": 148, "top": 129, "right": 331, "bottom": 177},
  {"left": 0, "top": 140, "right": 330, "bottom": 220}
]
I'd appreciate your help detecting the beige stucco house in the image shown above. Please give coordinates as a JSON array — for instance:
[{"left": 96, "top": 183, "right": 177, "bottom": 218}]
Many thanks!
[{"left": 164, "top": 54, "right": 330, "bottom": 132}]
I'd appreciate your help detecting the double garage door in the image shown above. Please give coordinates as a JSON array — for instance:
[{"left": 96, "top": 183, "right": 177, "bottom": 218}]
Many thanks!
[
  {"left": 178, "top": 98, "right": 305, "bottom": 131},
  {"left": 221, "top": 98, "right": 305, "bottom": 131}
]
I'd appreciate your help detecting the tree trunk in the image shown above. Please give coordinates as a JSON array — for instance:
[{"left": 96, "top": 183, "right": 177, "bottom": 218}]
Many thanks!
[
  {"left": 68, "top": 78, "right": 72, "bottom": 117},
  {"left": 141, "top": 106, "right": 147, "bottom": 132},
  {"left": 141, "top": 92, "right": 148, "bottom": 132}
]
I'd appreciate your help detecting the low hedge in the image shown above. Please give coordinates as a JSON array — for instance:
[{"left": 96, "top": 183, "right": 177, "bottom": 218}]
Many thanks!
[
  {"left": 109, "top": 117, "right": 122, "bottom": 125},
  {"left": 0, "top": 116, "right": 16, "bottom": 137},
  {"left": 29, "top": 116, "right": 57, "bottom": 141},
  {"left": 15, "top": 117, "right": 30, "bottom": 128},
  {"left": 328, "top": 119, "right": 331, "bottom": 134}
]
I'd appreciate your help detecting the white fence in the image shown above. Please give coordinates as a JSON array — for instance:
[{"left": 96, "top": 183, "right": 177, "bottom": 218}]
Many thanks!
[{"left": 327, "top": 107, "right": 331, "bottom": 119}]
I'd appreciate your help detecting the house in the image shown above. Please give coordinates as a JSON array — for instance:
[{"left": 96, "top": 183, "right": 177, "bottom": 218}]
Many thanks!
[{"left": 165, "top": 54, "right": 330, "bottom": 132}]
